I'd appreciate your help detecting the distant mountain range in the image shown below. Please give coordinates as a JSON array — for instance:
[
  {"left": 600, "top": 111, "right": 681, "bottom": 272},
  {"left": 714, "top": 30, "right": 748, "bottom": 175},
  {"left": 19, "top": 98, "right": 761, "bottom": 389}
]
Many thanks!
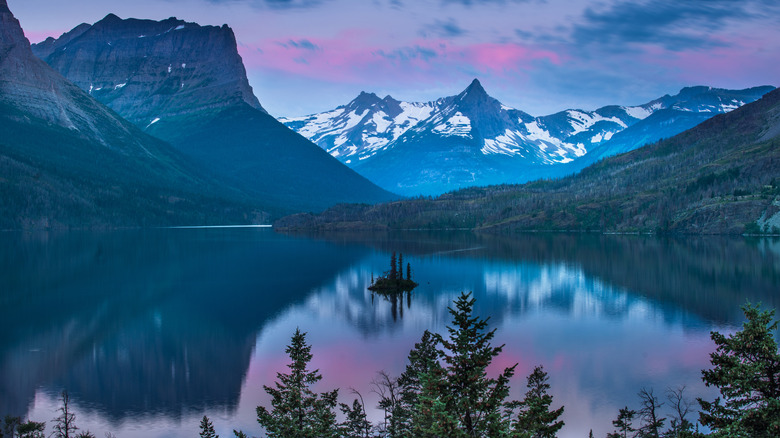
[
  {"left": 31, "top": 13, "right": 396, "bottom": 217},
  {"left": 282, "top": 80, "right": 774, "bottom": 196},
  {"left": 276, "top": 87, "right": 780, "bottom": 234}
]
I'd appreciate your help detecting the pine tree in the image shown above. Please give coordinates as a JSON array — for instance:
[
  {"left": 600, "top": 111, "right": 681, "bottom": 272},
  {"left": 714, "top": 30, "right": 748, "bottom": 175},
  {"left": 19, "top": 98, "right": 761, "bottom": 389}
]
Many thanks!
[
  {"left": 257, "top": 328, "right": 339, "bottom": 438},
  {"left": 52, "top": 391, "right": 78, "bottom": 438},
  {"left": 1, "top": 416, "right": 20, "bottom": 438},
  {"left": 513, "top": 366, "right": 564, "bottom": 438},
  {"left": 339, "top": 399, "right": 372, "bottom": 438},
  {"left": 407, "top": 263, "right": 411, "bottom": 281},
  {"left": 15, "top": 421, "right": 45, "bottom": 438},
  {"left": 697, "top": 303, "right": 780, "bottom": 436},
  {"left": 390, "top": 253, "right": 398, "bottom": 281},
  {"left": 435, "top": 292, "right": 518, "bottom": 436},
  {"left": 199, "top": 416, "right": 218, "bottom": 438},
  {"left": 386, "top": 330, "right": 442, "bottom": 437},
  {"left": 398, "top": 254, "right": 404, "bottom": 281},
  {"left": 607, "top": 407, "right": 637, "bottom": 438}
]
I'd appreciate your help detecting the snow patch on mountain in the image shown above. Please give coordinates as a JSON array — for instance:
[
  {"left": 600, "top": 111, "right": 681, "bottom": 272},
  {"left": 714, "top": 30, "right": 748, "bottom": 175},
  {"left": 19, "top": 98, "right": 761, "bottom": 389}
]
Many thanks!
[{"left": 433, "top": 112, "right": 471, "bottom": 137}]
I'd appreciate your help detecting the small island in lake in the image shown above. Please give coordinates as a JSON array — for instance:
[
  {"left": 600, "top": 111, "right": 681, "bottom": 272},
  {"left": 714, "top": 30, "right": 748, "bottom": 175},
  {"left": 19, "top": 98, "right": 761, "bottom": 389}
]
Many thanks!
[{"left": 369, "top": 252, "right": 418, "bottom": 293}]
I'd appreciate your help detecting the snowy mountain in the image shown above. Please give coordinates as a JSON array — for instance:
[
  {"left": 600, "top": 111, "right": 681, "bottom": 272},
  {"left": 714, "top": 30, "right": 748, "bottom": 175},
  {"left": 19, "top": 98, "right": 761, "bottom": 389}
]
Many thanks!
[{"left": 282, "top": 80, "right": 774, "bottom": 196}]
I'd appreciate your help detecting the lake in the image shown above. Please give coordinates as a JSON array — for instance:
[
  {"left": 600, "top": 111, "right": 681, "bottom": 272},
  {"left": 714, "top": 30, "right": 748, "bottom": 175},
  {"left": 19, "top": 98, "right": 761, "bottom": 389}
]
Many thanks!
[{"left": 1, "top": 228, "right": 779, "bottom": 437}]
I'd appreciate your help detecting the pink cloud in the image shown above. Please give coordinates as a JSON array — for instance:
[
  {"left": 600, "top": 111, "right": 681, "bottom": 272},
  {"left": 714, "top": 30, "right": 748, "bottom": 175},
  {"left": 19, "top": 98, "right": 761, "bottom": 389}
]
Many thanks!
[{"left": 238, "top": 31, "right": 562, "bottom": 87}]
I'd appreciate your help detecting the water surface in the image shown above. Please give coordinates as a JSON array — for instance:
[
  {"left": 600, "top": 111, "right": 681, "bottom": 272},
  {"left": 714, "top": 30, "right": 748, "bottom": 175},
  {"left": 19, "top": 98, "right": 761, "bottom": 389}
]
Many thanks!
[{"left": 1, "top": 229, "right": 779, "bottom": 437}]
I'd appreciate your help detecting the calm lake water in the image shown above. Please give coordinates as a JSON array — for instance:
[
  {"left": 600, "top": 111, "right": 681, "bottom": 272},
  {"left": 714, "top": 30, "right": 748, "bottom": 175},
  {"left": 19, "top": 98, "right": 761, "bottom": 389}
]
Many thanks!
[{"left": 1, "top": 228, "right": 779, "bottom": 437}]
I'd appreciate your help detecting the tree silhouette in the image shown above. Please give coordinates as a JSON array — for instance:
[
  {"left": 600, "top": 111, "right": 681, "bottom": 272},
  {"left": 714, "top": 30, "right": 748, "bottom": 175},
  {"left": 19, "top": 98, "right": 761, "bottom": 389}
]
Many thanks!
[{"left": 257, "top": 328, "right": 339, "bottom": 438}]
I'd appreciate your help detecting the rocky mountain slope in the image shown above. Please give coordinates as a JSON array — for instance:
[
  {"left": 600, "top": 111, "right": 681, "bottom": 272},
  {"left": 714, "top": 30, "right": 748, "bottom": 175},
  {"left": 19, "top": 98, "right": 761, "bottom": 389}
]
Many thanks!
[
  {"left": 282, "top": 80, "right": 773, "bottom": 196},
  {"left": 276, "top": 87, "right": 780, "bottom": 235},
  {"left": 0, "top": 0, "right": 267, "bottom": 229},
  {"left": 34, "top": 15, "right": 396, "bottom": 214}
]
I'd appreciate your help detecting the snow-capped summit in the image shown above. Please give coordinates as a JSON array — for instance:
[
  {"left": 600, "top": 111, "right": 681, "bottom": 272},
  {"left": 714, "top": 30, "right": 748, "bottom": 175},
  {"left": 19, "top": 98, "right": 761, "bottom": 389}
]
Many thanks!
[{"left": 281, "top": 81, "right": 774, "bottom": 196}]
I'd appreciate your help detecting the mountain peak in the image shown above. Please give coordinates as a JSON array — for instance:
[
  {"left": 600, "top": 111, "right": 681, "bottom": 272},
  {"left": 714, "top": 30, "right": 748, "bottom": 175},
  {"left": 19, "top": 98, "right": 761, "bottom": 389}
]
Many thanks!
[
  {"left": 465, "top": 78, "right": 486, "bottom": 94},
  {"left": 1, "top": 0, "right": 30, "bottom": 51},
  {"left": 348, "top": 91, "right": 382, "bottom": 111},
  {"left": 101, "top": 13, "right": 122, "bottom": 22}
]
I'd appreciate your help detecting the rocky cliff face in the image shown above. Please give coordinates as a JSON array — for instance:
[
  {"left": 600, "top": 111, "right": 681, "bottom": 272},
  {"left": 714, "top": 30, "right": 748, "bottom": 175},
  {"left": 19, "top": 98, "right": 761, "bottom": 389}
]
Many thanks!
[
  {"left": 1, "top": 0, "right": 266, "bottom": 228},
  {"left": 1, "top": 0, "right": 158, "bottom": 153},
  {"left": 32, "top": 14, "right": 265, "bottom": 127},
  {"left": 35, "top": 14, "right": 397, "bottom": 214}
]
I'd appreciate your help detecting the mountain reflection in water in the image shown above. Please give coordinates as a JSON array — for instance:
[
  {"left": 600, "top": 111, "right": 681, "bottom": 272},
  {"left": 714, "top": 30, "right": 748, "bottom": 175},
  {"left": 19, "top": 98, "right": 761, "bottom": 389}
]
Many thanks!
[{"left": 1, "top": 229, "right": 778, "bottom": 437}]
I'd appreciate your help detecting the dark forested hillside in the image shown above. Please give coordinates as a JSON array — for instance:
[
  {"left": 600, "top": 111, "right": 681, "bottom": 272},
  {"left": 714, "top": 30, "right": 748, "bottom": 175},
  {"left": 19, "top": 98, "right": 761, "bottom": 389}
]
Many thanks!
[{"left": 276, "top": 88, "right": 780, "bottom": 235}]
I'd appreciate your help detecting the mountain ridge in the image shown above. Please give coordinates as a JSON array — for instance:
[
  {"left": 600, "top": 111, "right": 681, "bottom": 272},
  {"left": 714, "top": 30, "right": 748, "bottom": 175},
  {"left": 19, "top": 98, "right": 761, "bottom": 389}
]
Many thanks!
[
  {"left": 275, "top": 87, "right": 780, "bottom": 234},
  {"left": 281, "top": 81, "right": 774, "bottom": 196}
]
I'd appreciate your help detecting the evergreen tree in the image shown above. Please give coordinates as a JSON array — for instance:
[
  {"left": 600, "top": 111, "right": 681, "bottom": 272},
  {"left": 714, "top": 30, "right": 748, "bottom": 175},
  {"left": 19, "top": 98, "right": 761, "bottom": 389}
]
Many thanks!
[
  {"left": 257, "top": 328, "right": 339, "bottom": 438},
  {"left": 637, "top": 388, "right": 665, "bottom": 438},
  {"left": 15, "top": 421, "right": 45, "bottom": 438},
  {"left": 607, "top": 407, "right": 637, "bottom": 438},
  {"left": 52, "top": 391, "right": 78, "bottom": 438},
  {"left": 339, "top": 399, "right": 371, "bottom": 438},
  {"left": 399, "top": 254, "right": 404, "bottom": 280},
  {"left": 435, "top": 292, "right": 518, "bottom": 437},
  {"left": 389, "top": 330, "right": 442, "bottom": 437},
  {"left": 199, "top": 416, "right": 218, "bottom": 438},
  {"left": 1, "top": 416, "right": 20, "bottom": 438},
  {"left": 390, "top": 253, "right": 398, "bottom": 281},
  {"left": 232, "top": 430, "right": 247, "bottom": 438},
  {"left": 513, "top": 366, "right": 564, "bottom": 438},
  {"left": 407, "top": 263, "right": 411, "bottom": 281},
  {"left": 697, "top": 303, "right": 780, "bottom": 436}
]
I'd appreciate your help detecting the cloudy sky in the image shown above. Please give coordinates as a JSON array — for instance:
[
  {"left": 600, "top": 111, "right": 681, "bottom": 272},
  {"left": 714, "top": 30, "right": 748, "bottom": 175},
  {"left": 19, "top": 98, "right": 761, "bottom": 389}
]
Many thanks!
[{"left": 11, "top": 0, "right": 780, "bottom": 117}]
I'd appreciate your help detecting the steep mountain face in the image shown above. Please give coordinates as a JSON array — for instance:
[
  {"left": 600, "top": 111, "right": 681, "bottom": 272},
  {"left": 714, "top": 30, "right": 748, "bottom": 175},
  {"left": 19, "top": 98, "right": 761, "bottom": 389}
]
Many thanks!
[
  {"left": 276, "top": 88, "right": 780, "bottom": 235},
  {"left": 35, "top": 16, "right": 396, "bottom": 213},
  {"left": 32, "top": 14, "right": 265, "bottom": 126},
  {"left": 0, "top": 0, "right": 264, "bottom": 229},
  {"left": 282, "top": 80, "right": 773, "bottom": 196}
]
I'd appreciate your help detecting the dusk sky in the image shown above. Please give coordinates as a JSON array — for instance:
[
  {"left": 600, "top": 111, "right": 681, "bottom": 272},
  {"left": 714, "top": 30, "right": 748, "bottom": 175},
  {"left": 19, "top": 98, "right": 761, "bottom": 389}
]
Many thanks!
[{"left": 11, "top": 0, "right": 780, "bottom": 118}]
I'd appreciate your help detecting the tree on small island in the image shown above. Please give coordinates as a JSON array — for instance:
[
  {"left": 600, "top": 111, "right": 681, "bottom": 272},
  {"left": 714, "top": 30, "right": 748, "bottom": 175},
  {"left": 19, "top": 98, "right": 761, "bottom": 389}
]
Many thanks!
[{"left": 368, "top": 252, "right": 418, "bottom": 294}]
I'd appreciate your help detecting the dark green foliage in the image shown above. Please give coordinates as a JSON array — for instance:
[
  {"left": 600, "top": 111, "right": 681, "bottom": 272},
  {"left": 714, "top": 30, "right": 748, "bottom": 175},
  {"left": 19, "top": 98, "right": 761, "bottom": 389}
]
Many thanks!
[
  {"left": 394, "top": 330, "right": 442, "bottom": 437},
  {"left": 199, "top": 416, "right": 218, "bottom": 438},
  {"left": 513, "top": 366, "right": 564, "bottom": 438},
  {"left": 73, "top": 432, "right": 95, "bottom": 438},
  {"left": 52, "top": 391, "right": 78, "bottom": 438},
  {"left": 15, "top": 421, "right": 46, "bottom": 438},
  {"left": 608, "top": 407, "right": 637, "bottom": 438},
  {"left": 232, "top": 430, "right": 247, "bottom": 438},
  {"left": 697, "top": 304, "right": 780, "bottom": 436},
  {"left": 434, "top": 292, "right": 518, "bottom": 437},
  {"left": 1, "top": 416, "right": 20, "bottom": 438},
  {"left": 257, "top": 328, "right": 339, "bottom": 438},
  {"left": 339, "top": 399, "right": 371, "bottom": 438}
]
